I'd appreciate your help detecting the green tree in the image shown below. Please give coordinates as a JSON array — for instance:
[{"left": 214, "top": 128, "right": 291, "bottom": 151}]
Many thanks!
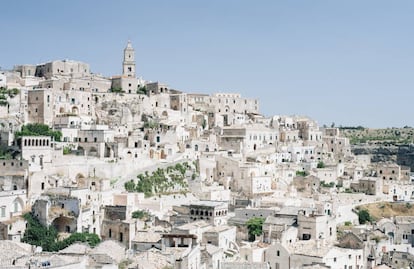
[
  {"left": 22, "top": 213, "right": 100, "bottom": 251},
  {"left": 22, "top": 213, "right": 57, "bottom": 250},
  {"left": 358, "top": 209, "right": 371, "bottom": 224},
  {"left": 137, "top": 85, "right": 147, "bottom": 95},
  {"left": 246, "top": 217, "right": 265, "bottom": 241},
  {"left": 132, "top": 210, "right": 150, "bottom": 220},
  {"left": 15, "top": 123, "right": 62, "bottom": 141},
  {"left": 124, "top": 180, "right": 136, "bottom": 192},
  {"left": 63, "top": 146, "right": 71, "bottom": 155},
  {"left": 317, "top": 161, "right": 325, "bottom": 168},
  {"left": 296, "top": 171, "right": 307, "bottom": 177},
  {"left": 109, "top": 87, "right": 124, "bottom": 93}
]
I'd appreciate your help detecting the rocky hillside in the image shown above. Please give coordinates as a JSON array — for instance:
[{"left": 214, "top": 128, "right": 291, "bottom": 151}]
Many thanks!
[{"left": 341, "top": 127, "right": 414, "bottom": 169}]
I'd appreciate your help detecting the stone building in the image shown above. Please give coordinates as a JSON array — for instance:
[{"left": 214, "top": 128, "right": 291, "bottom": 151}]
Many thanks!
[
  {"left": 263, "top": 215, "right": 297, "bottom": 244},
  {"left": 394, "top": 216, "right": 414, "bottom": 245},
  {"left": 0, "top": 160, "right": 28, "bottom": 223},
  {"left": 172, "top": 200, "right": 229, "bottom": 226},
  {"left": 35, "top": 59, "right": 90, "bottom": 79},
  {"left": 202, "top": 225, "right": 237, "bottom": 252},
  {"left": 188, "top": 92, "right": 259, "bottom": 115},
  {"left": 162, "top": 233, "right": 201, "bottom": 269},
  {"left": 0, "top": 72, "right": 7, "bottom": 87},
  {"left": 100, "top": 205, "right": 137, "bottom": 248},
  {"left": 32, "top": 195, "right": 81, "bottom": 233},
  {"left": 13, "top": 64, "right": 37, "bottom": 78},
  {"left": 20, "top": 135, "right": 53, "bottom": 169},
  {"left": 122, "top": 41, "right": 135, "bottom": 78},
  {"left": 170, "top": 91, "right": 189, "bottom": 114},
  {"left": 297, "top": 210, "right": 336, "bottom": 242},
  {"left": 219, "top": 124, "right": 279, "bottom": 153},
  {"left": 77, "top": 125, "right": 116, "bottom": 158},
  {"left": 350, "top": 177, "right": 383, "bottom": 195},
  {"left": 63, "top": 75, "right": 111, "bottom": 93},
  {"left": 376, "top": 163, "right": 403, "bottom": 181},
  {"left": 265, "top": 241, "right": 291, "bottom": 269},
  {"left": 322, "top": 127, "right": 351, "bottom": 161},
  {"left": 54, "top": 89, "right": 94, "bottom": 117},
  {"left": 0, "top": 216, "right": 26, "bottom": 241},
  {"left": 110, "top": 41, "right": 147, "bottom": 94},
  {"left": 27, "top": 88, "right": 54, "bottom": 125}
]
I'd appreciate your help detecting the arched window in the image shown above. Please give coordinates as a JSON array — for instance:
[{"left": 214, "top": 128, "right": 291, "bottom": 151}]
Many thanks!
[{"left": 12, "top": 198, "right": 22, "bottom": 213}]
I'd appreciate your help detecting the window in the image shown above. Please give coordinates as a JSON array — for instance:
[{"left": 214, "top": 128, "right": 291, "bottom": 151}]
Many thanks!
[
  {"left": 277, "top": 250, "right": 280, "bottom": 256},
  {"left": 0, "top": 207, "right": 5, "bottom": 217},
  {"left": 334, "top": 257, "right": 337, "bottom": 262},
  {"left": 13, "top": 201, "right": 19, "bottom": 212}
]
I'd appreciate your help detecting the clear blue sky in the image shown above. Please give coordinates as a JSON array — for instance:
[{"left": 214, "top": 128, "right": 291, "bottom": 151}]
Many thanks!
[{"left": 2, "top": 0, "right": 414, "bottom": 127}]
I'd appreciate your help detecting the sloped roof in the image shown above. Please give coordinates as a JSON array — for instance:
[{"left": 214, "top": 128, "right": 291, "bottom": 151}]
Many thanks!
[
  {"left": 59, "top": 242, "right": 91, "bottom": 254},
  {"left": 91, "top": 240, "right": 125, "bottom": 263},
  {"left": 336, "top": 232, "right": 364, "bottom": 249}
]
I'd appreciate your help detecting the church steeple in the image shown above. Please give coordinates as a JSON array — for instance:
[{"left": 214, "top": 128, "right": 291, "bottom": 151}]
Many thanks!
[{"left": 123, "top": 40, "right": 135, "bottom": 77}]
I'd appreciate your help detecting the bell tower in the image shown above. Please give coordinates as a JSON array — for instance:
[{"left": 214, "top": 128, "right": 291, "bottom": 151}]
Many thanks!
[{"left": 123, "top": 40, "right": 135, "bottom": 77}]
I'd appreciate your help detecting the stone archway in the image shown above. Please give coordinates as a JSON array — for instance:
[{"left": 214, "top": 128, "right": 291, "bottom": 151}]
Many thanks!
[
  {"left": 71, "top": 106, "right": 79, "bottom": 115},
  {"left": 51, "top": 216, "right": 77, "bottom": 233},
  {"left": 12, "top": 197, "right": 24, "bottom": 213},
  {"left": 88, "top": 147, "right": 98, "bottom": 157}
]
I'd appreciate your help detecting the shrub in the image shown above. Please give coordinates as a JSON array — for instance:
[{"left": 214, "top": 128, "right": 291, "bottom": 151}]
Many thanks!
[
  {"left": 109, "top": 87, "right": 124, "bottom": 93},
  {"left": 22, "top": 213, "right": 100, "bottom": 251},
  {"left": 15, "top": 123, "right": 62, "bottom": 141},
  {"left": 63, "top": 147, "right": 71, "bottom": 155},
  {"left": 296, "top": 171, "right": 307, "bottom": 177},
  {"left": 132, "top": 210, "right": 150, "bottom": 220},
  {"left": 137, "top": 86, "right": 147, "bottom": 95},
  {"left": 358, "top": 209, "right": 371, "bottom": 224},
  {"left": 317, "top": 161, "right": 326, "bottom": 168}
]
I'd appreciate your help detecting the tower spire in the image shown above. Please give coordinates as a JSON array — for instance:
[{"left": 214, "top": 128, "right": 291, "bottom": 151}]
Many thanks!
[{"left": 123, "top": 40, "right": 135, "bottom": 77}]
